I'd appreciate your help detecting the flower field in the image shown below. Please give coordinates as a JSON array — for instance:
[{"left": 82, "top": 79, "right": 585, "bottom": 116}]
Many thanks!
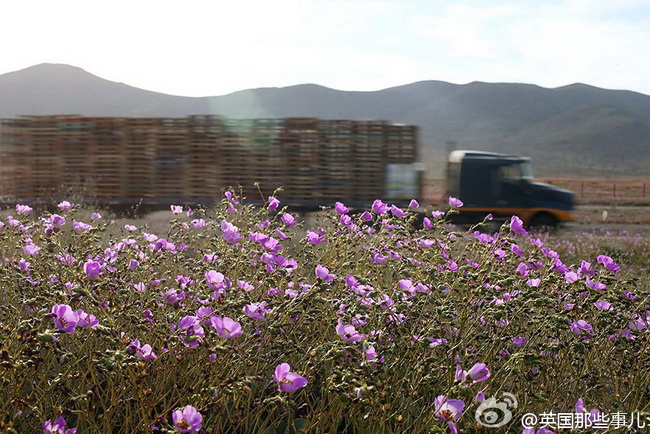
[{"left": 1, "top": 193, "right": 649, "bottom": 433}]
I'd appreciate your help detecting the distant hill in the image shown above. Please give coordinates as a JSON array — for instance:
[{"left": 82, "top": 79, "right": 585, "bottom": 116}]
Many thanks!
[{"left": 1, "top": 63, "right": 649, "bottom": 177}]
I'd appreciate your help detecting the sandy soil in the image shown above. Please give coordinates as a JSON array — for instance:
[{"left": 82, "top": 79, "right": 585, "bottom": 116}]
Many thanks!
[{"left": 573, "top": 205, "right": 650, "bottom": 224}]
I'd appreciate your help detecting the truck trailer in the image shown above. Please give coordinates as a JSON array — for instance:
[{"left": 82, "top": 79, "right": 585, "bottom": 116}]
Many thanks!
[{"left": 0, "top": 115, "right": 422, "bottom": 210}]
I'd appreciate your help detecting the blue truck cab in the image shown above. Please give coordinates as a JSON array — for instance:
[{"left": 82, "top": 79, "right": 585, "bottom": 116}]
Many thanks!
[{"left": 446, "top": 150, "right": 575, "bottom": 228}]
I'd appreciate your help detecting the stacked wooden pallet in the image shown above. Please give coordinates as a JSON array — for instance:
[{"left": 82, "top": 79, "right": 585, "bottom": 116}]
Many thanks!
[
  {"left": 281, "top": 118, "right": 320, "bottom": 202},
  {"left": 318, "top": 120, "right": 354, "bottom": 202},
  {"left": 351, "top": 120, "right": 388, "bottom": 202},
  {"left": 0, "top": 115, "right": 419, "bottom": 204},
  {"left": 187, "top": 115, "right": 222, "bottom": 200}
]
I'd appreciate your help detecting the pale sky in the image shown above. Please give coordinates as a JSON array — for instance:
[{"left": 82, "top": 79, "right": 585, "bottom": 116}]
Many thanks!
[{"left": 2, "top": 0, "right": 649, "bottom": 97}]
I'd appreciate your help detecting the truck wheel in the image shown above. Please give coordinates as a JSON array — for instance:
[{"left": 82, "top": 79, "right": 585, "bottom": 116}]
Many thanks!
[{"left": 529, "top": 213, "right": 557, "bottom": 230}]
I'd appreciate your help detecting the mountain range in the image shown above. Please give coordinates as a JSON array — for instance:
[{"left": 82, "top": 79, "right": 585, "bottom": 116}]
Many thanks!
[{"left": 1, "top": 63, "right": 649, "bottom": 177}]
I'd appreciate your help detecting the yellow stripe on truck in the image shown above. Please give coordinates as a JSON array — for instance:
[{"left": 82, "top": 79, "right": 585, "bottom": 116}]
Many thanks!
[{"left": 459, "top": 207, "right": 574, "bottom": 227}]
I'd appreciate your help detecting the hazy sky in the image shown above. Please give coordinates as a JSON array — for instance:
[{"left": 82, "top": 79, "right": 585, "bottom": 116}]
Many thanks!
[{"left": 2, "top": 0, "right": 649, "bottom": 97}]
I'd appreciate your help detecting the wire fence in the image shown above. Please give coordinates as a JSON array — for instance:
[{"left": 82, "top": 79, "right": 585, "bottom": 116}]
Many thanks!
[
  {"left": 423, "top": 179, "right": 650, "bottom": 206},
  {"left": 541, "top": 179, "right": 650, "bottom": 205}
]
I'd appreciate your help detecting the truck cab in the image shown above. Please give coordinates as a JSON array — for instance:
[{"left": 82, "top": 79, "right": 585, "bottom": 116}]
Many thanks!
[{"left": 446, "top": 150, "right": 574, "bottom": 228}]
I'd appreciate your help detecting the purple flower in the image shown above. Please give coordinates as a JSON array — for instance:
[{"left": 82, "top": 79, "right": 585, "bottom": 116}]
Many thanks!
[
  {"left": 434, "top": 395, "right": 465, "bottom": 434},
  {"left": 372, "top": 199, "right": 388, "bottom": 214},
  {"left": 510, "top": 215, "right": 527, "bottom": 235},
  {"left": 542, "top": 248, "right": 559, "bottom": 259},
  {"left": 83, "top": 260, "right": 102, "bottom": 280},
  {"left": 224, "top": 191, "right": 240, "bottom": 204},
  {"left": 267, "top": 196, "right": 280, "bottom": 211},
  {"left": 580, "top": 260, "right": 595, "bottom": 275},
  {"left": 171, "top": 205, "right": 183, "bottom": 214},
  {"left": 237, "top": 280, "right": 254, "bottom": 291},
  {"left": 512, "top": 337, "right": 527, "bottom": 347},
  {"left": 531, "top": 238, "right": 544, "bottom": 248},
  {"left": 18, "top": 259, "right": 30, "bottom": 272},
  {"left": 316, "top": 264, "right": 337, "bottom": 283},
  {"left": 306, "top": 231, "right": 326, "bottom": 245},
  {"left": 191, "top": 219, "right": 206, "bottom": 229},
  {"left": 594, "top": 300, "right": 612, "bottom": 311},
  {"left": 244, "top": 302, "right": 268, "bottom": 321},
  {"left": 597, "top": 255, "right": 620, "bottom": 272},
  {"left": 51, "top": 304, "right": 79, "bottom": 333},
  {"left": 360, "top": 211, "right": 373, "bottom": 221},
  {"left": 400, "top": 279, "right": 420, "bottom": 297},
  {"left": 585, "top": 277, "right": 606, "bottom": 291},
  {"left": 249, "top": 232, "right": 268, "bottom": 243},
  {"left": 629, "top": 317, "right": 648, "bottom": 330},
  {"left": 621, "top": 329, "right": 636, "bottom": 340},
  {"left": 575, "top": 398, "right": 601, "bottom": 424},
  {"left": 16, "top": 204, "right": 33, "bottom": 215},
  {"left": 43, "top": 416, "right": 77, "bottom": 434},
  {"left": 370, "top": 252, "right": 387, "bottom": 265},
  {"left": 516, "top": 262, "right": 529, "bottom": 277},
  {"left": 49, "top": 214, "right": 66, "bottom": 228},
  {"left": 390, "top": 205, "right": 406, "bottom": 217},
  {"left": 345, "top": 274, "right": 359, "bottom": 288},
  {"left": 336, "top": 318, "right": 365, "bottom": 342},
  {"left": 205, "top": 270, "right": 226, "bottom": 290},
  {"left": 178, "top": 316, "right": 205, "bottom": 347},
  {"left": 143, "top": 310, "right": 154, "bottom": 323},
  {"left": 511, "top": 243, "right": 524, "bottom": 256},
  {"left": 454, "top": 365, "right": 466, "bottom": 382},
  {"left": 365, "top": 345, "right": 378, "bottom": 361},
  {"left": 72, "top": 220, "right": 92, "bottom": 233},
  {"left": 211, "top": 316, "right": 243, "bottom": 339},
  {"left": 335, "top": 202, "right": 349, "bottom": 214},
  {"left": 458, "top": 363, "right": 491, "bottom": 383},
  {"left": 23, "top": 243, "right": 41, "bottom": 256},
  {"left": 281, "top": 213, "right": 296, "bottom": 226},
  {"left": 553, "top": 259, "right": 568, "bottom": 273},
  {"left": 427, "top": 337, "right": 448, "bottom": 347},
  {"left": 75, "top": 309, "right": 99, "bottom": 329},
  {"left": 339, "top": 214, "right": 356, "bottom": 229},
  {"left": 162, "top": 288, "right": 183, "bottom": 305},
  {"left": 172, "top": 405, "right": 203, "bottom": 433},
  {"left": 220, "top": 220, "right": 242, "bottom": 244},
  {"left": 128, "top": 339, "right": 157, "bottom": 360},
  {"left": 273, "top": 363, "right": 308, "bottom": 392},
  {"left": 57, "top": 201, "right": 74, "bottom": 211},
  {"left": 409, "top": 199, "right": 419, "bottom": 208},
  {"left": 448, "top": 197, "right": 463, "bottom": 208},
  {"left": 526, "top": 278, "right": 541, "bottom": 287},
  {"left": 570, "top": 320, "right": 593, "bottom": 335},
  {"left": 564, "top": 271, "right": 578, "bottom": 283}
]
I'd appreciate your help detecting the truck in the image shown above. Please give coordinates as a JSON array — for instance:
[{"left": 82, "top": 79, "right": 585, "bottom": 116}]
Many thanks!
[
  {"left": 445, "top": 150, "right": 575, "bottom": 228},
  {"left": 0, "top": 115, "right": 574, "bottom": 227}
]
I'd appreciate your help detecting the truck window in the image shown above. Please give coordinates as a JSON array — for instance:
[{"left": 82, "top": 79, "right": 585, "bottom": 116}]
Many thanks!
[{"left": 499, "top": 162, "right": 532, "bottom": 183}]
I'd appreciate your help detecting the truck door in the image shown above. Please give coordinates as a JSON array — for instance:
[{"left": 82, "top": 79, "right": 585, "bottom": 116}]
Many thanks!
[
  {"left": 458, "top": 160, "right": 499, "bottom": 206},
  {"left": 497, "top": 163, "right": 532, "bottom": 207}
]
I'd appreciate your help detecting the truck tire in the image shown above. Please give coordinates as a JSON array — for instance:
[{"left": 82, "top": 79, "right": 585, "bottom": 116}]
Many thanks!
[{"left": 529, "top": 213, "right": 557, "bottom": 230}]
